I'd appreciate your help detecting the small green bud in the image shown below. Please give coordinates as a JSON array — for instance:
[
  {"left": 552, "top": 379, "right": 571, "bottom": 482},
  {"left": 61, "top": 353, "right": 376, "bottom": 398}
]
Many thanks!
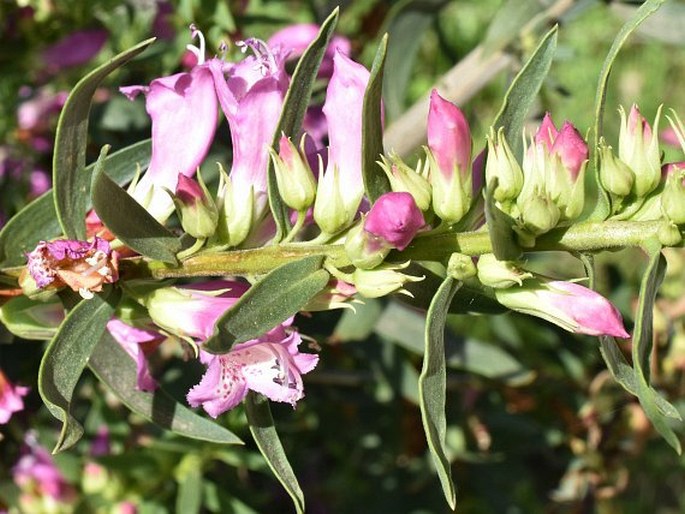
[
  {"left": 485, "top": 127, "right": 524, "bottom": 204},
  {"left": 476, "top": 253, "right": 532, "bottom": 289},
  {"left": 344, "top": 220, "right": 390, "bottom": 270},
  {"left": 271, "top": 135, "right": 317, "bottom": 212},
  {"left": 214, "top": 164, "right": 254, "bottom": 248},
  {"left": 661, "top": 164, "right": 685, "bottom": 224},
  {"left": 379, "top": 153, "right": 432, "bottom": 211},
  {"left": 353, "top": 262, "right": 424, "bottom": 298},
  {"left": 518, "top": 190, "right": 561, "bottom": 236},
  {"left": 447, "top": 253, "right": 477, "bottom": 280},
  {"left": 170, "top": 171, "right": 219, "bottom": 239},
  {"left": 599, "top": 141, "right": 634, "bottom": 198},
  {"left": 658, "top": 222, "right": 683, "bottom": 246},
  {"left": 313, "top": 165, "right": 354, "bottom": 236}
]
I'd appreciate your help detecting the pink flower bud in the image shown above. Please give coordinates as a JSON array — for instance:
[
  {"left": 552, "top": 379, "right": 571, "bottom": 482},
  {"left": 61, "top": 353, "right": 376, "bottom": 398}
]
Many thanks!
[
  {"left": 495, "top": 279, "right": 630, "bottom": 338},
  {"left": 551, "top": 122, "right": 588, "bottom": 180},
  {"left": 364, "top": 192, "right": 425, "bottom": 251},
  {"left": 427, "top": 90, "right": 471, "bottom": 179},
  {"left": 172, "top": 173, "right": 218, "bottom": 239},
  {"left": 618, "top": 104, "right": 661, "bottom": 197}
]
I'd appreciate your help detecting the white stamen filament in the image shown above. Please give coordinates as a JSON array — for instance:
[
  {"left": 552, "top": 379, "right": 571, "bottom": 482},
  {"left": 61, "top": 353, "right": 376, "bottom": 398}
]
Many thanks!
[{"left": 186, "top": 24, "right": 206, "bottom": 65}]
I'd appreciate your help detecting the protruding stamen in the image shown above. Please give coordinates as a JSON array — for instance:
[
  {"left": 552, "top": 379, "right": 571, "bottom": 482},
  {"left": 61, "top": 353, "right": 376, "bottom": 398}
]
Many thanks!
[
  {"left": 235, "top": 38, "right": 277, "bottom": 77},
  {"left": 186, "top": 24, "right": 206, "bottom": 65}
]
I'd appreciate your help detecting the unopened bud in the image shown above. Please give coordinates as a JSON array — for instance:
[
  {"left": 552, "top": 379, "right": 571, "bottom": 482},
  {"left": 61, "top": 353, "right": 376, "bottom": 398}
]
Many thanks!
[
  {"left": 485, "top": 127, "right": 524, "bottom": 204},
  {"left": 618, "top": 104, "right": 661, "bottom": 197},
  {"left": 271, "top": 134, "right": 317, "bottom": 212},
  {"left": 476, "top": 253, "right": 532, "bottom": 288},
  {"left": 353, "top": 262, "right": 424, "bottom": 298},
  {"left": 518, "top": 191, "right": 561, "bottom": 236},
  {"left": 599, "top": 141, "right": 634, "bottom": 198},
  {"left": 379, "top": 154, "right": 431, "bottom": 211},
  {"left": 447, "top": 253, "right": 477, "bottom": 280},
  {"left": 214, "top": 164, "right": 253, "bottom": 247},
  {"left": 171, "top": 172, "right": 218, "bottom": 239},
  {"left": 661, "top": 162, "right": 685, "bottom": 224}
]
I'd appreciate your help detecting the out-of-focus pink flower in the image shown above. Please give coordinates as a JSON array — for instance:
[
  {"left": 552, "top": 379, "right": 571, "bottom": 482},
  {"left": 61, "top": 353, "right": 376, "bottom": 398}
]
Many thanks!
[
  {"left": 187, "top": 319, "right": 318, "bottom": 416},
  {"left": 106, "top": 319, "right": 165, "bottom": 392},
  {"left": 17, "top": 89, "right": 68, "bottom": 133},
  {"left": 25, "top": 237, "right": 119, "bottom": 299},
  {"left": 151, "top": 1, "right": 175, "bottom": 40},
  {"left": 495, "top": 279, "right": 630, "bottom": 338},
  {"left": 142, "top": 280, "right": 250, "bottom": 341},
  {"left": 29, "top": 169, "right": 50, "bottom": 197},
  {"left": 660, "top": 126, "right": 680, "bottom": 148},
  {"left": 42, "top": 29, "right": 108, "bottom": 74},
  {"left": 0, "top": 369, "right": 29, "bottom": 424},
  {"left": 13, "top": 432, "right": 75, "bottom": 502},
  {"left": 121, "top": 61, "right": 219, "bottom": 220},
  {"left": 364, "top": 192, "right": 425, "bottom": 251},
  {"left": 267, "top": 23, "right": 351, "bottom": 77}
]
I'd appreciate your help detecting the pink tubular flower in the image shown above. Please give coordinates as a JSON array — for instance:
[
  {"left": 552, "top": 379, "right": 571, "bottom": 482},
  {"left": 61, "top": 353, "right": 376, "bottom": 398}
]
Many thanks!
[
  {"left": 364, "top": 192, "right": 425, "bottom": 251},
  {"left": 495, "top": 280, "right": 630, "bottom": 338},
  {"left": 106, "top": 319, "right": 165, "bottom": 392},
  {"left": 25, "top": 237, "right": 119, "bottom": 299},
  {"left": 120, "top": 60, "right": 218, "bottom": 220},
  {"left": 267, "top": 23, "right": 351, "bottom": 78},
  {"left": 42, "top": 28, "right": 107, "bottom": 74},
  {"left": 209, "top": 38, "right": 289, "bottom": 219},
  {"left": 142, "top": 280, "right": 250, "bottom": 341},
  {"left": 187, "top": 319, "right": 318, "bottom": 416},
  {"left": 0, "top": 369, "right": 29, "bottom": 424}
]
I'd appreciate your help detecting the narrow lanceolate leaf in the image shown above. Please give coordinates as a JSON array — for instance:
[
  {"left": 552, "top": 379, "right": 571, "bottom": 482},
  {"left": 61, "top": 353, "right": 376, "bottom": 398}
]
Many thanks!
[
  {"left": 267, "top": 8, "right": 340, "bottom": 241},
  {"left": 53, "top": 38, "right": 155, "bottom": 240},
  {"left": 245, "top": 392, "right": 305, "bottom": 514},
  {"left": 91, "top": 156, "right": 180, "bottom": 264},
  {"left": 419, "top": 276, "right": 462, "bottom": 510},
  {"left": 362, "top": 33, "right": 391, "bottom": 203},
  {"left": 588, "top": 0, "right": 665, "bottom": 221},
  {"left": 38, "top": 287, "right": 121, "bottom": 452},
  {"left": 204, "top": 255, "right": 330, "bottom": 354},
  {"left": 491, "top": 26, "right": 558, "bottom": 159},
  {"left": 89, "top": 333, "right": 242, "bottom": 444},
  {"left": 631, "top": 249, "right": 682, "bottom": 453},
  {"left": 484, "top": 178, "right": 521, "bottom": 261},
  {"left": 0, "top": 140, "right": 151, "bottom": 268}
]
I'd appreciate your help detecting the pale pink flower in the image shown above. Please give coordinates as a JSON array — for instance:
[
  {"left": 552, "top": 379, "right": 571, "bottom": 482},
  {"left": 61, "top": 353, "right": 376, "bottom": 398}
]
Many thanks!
[
  {"left": 187, "top": 319, "right": 318, "bottom": 416},
  {"left": 106, "top": 319, "right": 164, "bottom": 392}
]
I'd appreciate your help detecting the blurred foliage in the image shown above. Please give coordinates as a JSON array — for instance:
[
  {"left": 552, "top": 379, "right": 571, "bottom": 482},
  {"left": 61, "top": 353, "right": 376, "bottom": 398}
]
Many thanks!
[{"left": 2, "top": 0, "right": 685, "bottom": 513}]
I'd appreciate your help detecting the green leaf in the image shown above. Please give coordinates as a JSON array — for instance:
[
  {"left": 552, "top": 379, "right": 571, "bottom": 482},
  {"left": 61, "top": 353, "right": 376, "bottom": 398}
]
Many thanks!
[
  {"left": 89, "top": 332, "right": 243, "bottom": 445},
  {"left": 0, "top": 140, "right": 151, "bottom": 268},
  {"left": 53, "top": 38, "right": 156, "bottom": 240},
  {"left": 176, "top": 470, "right": 203, "bottom": 514},
  {"left": 491, "top": 25, "right": 558, "bottom": 158},
  {"left": 245, "top": 392, "right": 305, "bottom": 514},
  {"left": 588, "top": 0, "right": 666, "bottom": 221},
  {"left": 382, "top": 0, "right": 447, "bottom": 121},
  {"left": 267, "top": 8, "right": 340, "bottom": 241},
  {"left": 631, "top": 249, "right": 682, "bottom": 453},
  {"left": 203, "top": 255, "right": 330, "bottom": 354},
  {"left": 362, "top": 34, "right": 391, "bottom": 203},
  {"left": 38, "top": 287, "right": 121, "bottom": 452},
  {"left": 418, "top": 277, "right": 461, "bottom": 510},
  {"left": 91, "top": 155, "right": 181, "bottom": 264},
  {"left": 484, "top": 178, "right": 521, "bottom": 261}
]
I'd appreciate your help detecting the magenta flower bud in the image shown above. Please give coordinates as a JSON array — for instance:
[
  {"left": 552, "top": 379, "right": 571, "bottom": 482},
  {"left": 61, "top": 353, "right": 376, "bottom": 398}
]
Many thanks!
[
  {"left": 187, "top": 319, "right": 318, "bottom": 416},
  {"left": 495, "top": 279, "right": 630, "bottom": 338},
  {"left": 345, "top": 193, "right": 425, "bottom": 269},
  {"left": 427, "top": 90, "right": 472, "bottom": 178},
  {"left": 364, "top": 192, "right": 425, "bottom": 251},
  {"left": 171, "top": 172, "right": 218, "bottom": 239},
  {"left": 551, "top": 121, "right": 588, "bottom": 180},
  {"left": 534, "top": 112, "right": 559, "bottom": 151},
  {"left": 0, "top": 369, "right": 29, "bottom": 424}
]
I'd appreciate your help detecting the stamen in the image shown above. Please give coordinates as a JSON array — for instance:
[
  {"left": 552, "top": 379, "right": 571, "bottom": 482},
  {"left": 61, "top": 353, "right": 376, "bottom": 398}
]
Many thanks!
[
  {"left": 235, "top": 38, "right": 277, "bottom": 77},
  {"left": 186, "top": 24, "right": 206, "bottom": 65}
]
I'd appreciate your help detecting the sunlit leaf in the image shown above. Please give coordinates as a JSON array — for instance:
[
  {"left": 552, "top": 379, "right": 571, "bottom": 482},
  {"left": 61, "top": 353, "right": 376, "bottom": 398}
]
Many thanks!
[
  {"left": 38, "top": 286, "right": 120, "bottom": 452},
  {"left": 53, "top": 38, "right": 155, "bottom": 240},
  {"left": 419, "top": 276, "right": 461, "bottom": 510},
  {"left": 203, "top": 255, "right": 330, "bottom": 354},
  {"left": 245, "top": 392, "right": 305, "bottom": 514}
]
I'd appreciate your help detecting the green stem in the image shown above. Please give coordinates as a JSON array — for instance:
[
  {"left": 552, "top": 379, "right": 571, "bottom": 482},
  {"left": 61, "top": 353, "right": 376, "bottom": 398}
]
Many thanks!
[
  {"left": 282, "top": 211, "right": 307, "bottom": 244},
  {"left": 177, "top": 238, "right": 206, "bottom": 260},
  {"left": 0, "top": 219, "right": 674, "bottom": 285}
]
